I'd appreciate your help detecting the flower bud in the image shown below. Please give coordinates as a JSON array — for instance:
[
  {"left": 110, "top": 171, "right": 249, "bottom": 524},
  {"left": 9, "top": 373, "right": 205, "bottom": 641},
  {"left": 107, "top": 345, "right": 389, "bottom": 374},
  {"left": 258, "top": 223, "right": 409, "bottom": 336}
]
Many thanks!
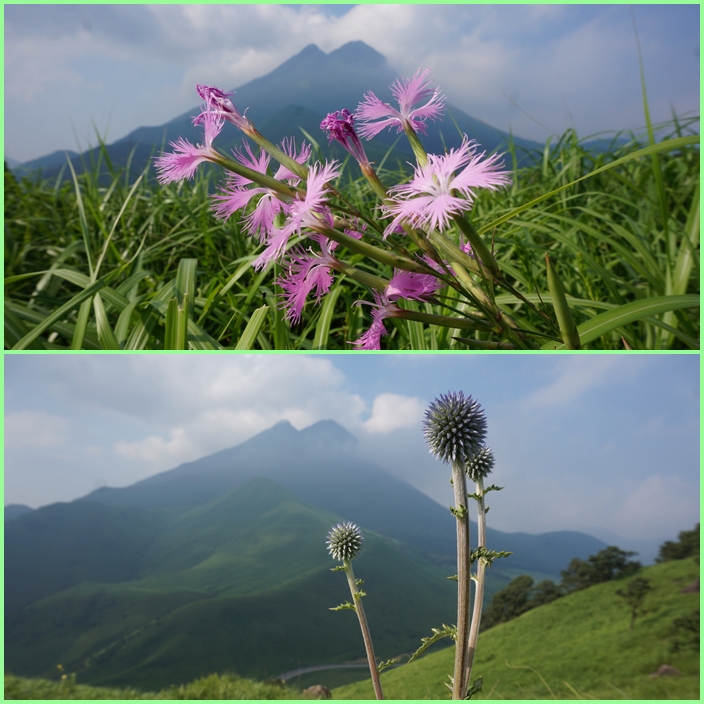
[
  {"left": 327, "top": 522, "right": 364, "bottom": 561},
  {"left": 423, "top": 391, "right": 487, "bottom": 465},
  {"left": 466, "top": 445, "right": 495, "bottom": 481}
]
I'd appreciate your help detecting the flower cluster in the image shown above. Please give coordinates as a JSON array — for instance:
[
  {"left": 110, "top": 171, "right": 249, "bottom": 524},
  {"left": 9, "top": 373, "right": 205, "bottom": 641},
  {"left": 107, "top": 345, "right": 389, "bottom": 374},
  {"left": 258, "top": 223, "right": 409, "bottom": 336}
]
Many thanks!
[
  {"left": 327, "top": 522, "right": 364, "bottom": 561},
  {"left": 155, "top": 68, "right": 511, "bottom": 350},
  {"left": 423, "top": 391, "right": 487, "bottom": 465}
]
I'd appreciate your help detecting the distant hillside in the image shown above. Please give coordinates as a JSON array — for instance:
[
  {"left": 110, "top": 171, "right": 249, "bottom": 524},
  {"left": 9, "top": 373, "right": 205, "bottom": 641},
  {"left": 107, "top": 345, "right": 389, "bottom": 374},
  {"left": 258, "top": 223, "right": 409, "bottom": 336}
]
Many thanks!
[
  {"left": 78, "top": 419, "right": 607, "bottom": 575},
  {"left": 4, "top": 504, "right": 34, "bottom": 522},
  {"left": 11, "top": 41, "right": 543, "bottom": 183},
  {"left": 5, "top": 477, "right": 457, "bottom": 689},
  {"left": 333, "top": 557, "right": 700, "bottom": 699}
]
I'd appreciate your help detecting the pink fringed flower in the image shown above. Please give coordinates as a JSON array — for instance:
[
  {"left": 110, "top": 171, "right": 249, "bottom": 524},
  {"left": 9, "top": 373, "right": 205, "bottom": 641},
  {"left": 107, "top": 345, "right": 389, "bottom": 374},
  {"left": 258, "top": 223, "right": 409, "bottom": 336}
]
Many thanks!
[
  {"left": 353, "top": 269, "right": 440, "bottom": 350},
  {"left": 194, "top": 84, "right": 253, "bottom": 132},
  {"left": 278, "top": 235, "right": 339, "bottom": 324},
  {"left": 355, "top": 68, "right": 445, "bottom": 140},
  {"left": 211, "top": 138, "right": 310, "bottom": 240},
  {"left": 253, "top": 161, "right": 341, "bottom": 270},
  {"left": 320, "top": 109, "right": 370, "bottom": 166},
  {"left": 154, "top": 109, "right": 223, "bottom": 183},
  {"left": 383, "top": 137, "right": 511, "bottom": 234}
]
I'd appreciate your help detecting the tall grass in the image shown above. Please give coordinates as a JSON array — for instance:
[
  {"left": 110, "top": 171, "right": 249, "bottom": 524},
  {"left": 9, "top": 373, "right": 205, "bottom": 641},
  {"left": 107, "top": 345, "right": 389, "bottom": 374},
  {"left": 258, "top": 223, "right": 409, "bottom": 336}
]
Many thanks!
[{"left": 4, "top": 117, "right": 699, "bottom": 350}]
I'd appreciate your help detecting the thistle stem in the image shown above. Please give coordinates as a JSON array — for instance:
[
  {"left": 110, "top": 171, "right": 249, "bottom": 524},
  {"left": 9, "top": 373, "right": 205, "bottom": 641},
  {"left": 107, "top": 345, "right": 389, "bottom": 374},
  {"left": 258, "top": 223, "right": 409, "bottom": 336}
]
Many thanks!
[
  {"left": 465, "top": 476, "right": 486, "bottom": 690},
  {"left": 344, "top": 559, "right": 384, "bottom": 700},
  {"left": 451, "top": 461, "right": 471, "bottom": 699}
]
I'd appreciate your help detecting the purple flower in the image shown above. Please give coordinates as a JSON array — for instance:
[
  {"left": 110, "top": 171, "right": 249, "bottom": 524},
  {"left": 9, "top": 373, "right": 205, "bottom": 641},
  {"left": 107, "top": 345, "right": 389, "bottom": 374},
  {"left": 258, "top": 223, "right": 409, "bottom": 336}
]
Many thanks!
[
  {"left": 278, "top": 235, "right": 339, "bottom": 324},
  {"left": 353, "top": 293, "right": 393, "bottom": 350},
  {"left": 194, "top": 84, "right": 252, "bottom": 132},
  {"left": 355, "top": 68, "right": 445, "bottom": 140},
  {"left": 211, "top": 139, "right": 310, "bottom": 240},
  {"left": 353, "top": 268, "right": 439, "bottom": 350},
  {"left": 320, "top": 109, "right": 370, "bottom": 166},
  {"left": 253, "top": 161, "right": 341, "bottom": 270},
  {"left": 154, "top": 109, "right": 224, "bottom": 183},
  {"left": 385, "top": 269, "right": 440, "bottom": 301},
  {"left": 383, "top": 137, "right": 511, "bottom": 234}
]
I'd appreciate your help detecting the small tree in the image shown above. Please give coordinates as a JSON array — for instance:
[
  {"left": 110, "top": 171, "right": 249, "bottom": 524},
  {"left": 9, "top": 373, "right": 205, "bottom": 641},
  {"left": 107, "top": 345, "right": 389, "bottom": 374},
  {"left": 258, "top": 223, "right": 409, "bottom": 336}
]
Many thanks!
[
  {"left": 656, "top": 524, "right": 700, "bottom": 563},
  {"left": 561, "top": 546, "right": 641, "bottom": 593},
  {"left": 615, "top": 576, "right": 652, "bottom": 629}
]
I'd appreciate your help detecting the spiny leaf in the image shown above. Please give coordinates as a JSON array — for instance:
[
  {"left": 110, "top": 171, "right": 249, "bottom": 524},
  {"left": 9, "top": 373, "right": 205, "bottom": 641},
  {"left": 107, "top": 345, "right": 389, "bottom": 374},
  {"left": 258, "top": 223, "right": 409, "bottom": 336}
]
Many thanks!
[
  {"left": 450, "top": 504, "right": 468, "bottom": 519},
  {"left": 330, "top": 565, "right": 346, "bottom": 573},
  {"left": 470, "top": 547, "right": 513, "bottom": 567},
  {"left": 408, "top": 624, "right": 458, "bottom": 664},
  {"left": 465, "top": 676, "right": 484, "bottom": 699},
  {"left": 377, "top": 659, "right": 397, "bottom": 673},
  {"left": 330, "top": 601, "right": 356, "bottom": 612}
]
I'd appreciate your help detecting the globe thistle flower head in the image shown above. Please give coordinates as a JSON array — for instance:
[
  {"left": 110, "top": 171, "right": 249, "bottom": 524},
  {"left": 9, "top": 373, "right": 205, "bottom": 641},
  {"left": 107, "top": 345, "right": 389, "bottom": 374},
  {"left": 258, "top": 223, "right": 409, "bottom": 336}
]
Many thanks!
[
  {"left": 466, "top": 445, "right": 495, "bottom": 481},
  {"left": 327, "top": 522, "right": 364, "bottom": 561},
  {"left": 423, "top": 391, "right": 487, "bottom": 465}
]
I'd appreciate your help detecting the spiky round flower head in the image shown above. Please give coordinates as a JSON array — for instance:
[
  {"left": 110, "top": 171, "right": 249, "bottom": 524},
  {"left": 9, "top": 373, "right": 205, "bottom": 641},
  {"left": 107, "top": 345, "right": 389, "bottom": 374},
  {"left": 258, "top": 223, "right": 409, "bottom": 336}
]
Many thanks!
[
  {"left": 423, "top": 391, "right": 487, "bottom": 465},
  {"left": 327, "top": 522, "right": 364, "bottom": 561},
  {"left": 465, "top": 445, "right": 495, "bottom": 481}
]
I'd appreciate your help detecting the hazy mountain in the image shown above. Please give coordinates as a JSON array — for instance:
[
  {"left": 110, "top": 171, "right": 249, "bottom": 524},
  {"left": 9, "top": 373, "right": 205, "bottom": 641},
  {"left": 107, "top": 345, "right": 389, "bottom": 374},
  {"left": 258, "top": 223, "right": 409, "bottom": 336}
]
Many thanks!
[
  {"left": 4, "top": 504, "right": 34, "bottom": 522},
  {"left": 6, "top": 477, "right": 458, "bottom": 689},
  {"left": 12, "top": 41, "right": 543, "bottom": 182},
  {"left": 78, "top": 419, "right": 606, "bottom": 576}
]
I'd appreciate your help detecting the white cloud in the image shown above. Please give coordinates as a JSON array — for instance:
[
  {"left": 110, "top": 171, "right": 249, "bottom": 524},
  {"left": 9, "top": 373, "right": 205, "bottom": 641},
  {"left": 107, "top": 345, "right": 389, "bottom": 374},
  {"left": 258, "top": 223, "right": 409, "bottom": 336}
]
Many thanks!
[
  {"left": 613, "top": 475, "right": 700, "bottom": 539},
  {"left": 115, "top": 427, "right": 193, "bottom": 466},
  {"left": 4, "top": 410, "right": 70, "bottom": 449},
  {"left": 521, "top": 355, "right": 638, "bottom": 410},
  {"left": 362, "top": 393, "right": 425, "bottom": 434}
]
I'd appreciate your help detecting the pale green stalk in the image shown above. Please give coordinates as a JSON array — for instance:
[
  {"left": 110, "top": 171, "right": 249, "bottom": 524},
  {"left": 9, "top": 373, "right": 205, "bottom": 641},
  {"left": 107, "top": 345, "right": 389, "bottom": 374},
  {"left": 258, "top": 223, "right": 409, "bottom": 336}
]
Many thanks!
[
  {"left": 343, "top": 559, "right": 384, "bottom": 700},
  {"left": 465, "top": 476, "right": 487, "bottom": 689},
  {"left": 451, "top": 461, "right": 471, "bottom": 699}
]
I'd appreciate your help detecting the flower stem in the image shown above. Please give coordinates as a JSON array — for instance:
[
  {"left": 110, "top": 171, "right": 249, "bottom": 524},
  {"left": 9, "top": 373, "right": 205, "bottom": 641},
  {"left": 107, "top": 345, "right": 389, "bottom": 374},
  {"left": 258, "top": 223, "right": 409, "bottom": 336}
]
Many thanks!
[
  {"left": 465, "top": 476, "right": 486, "bottom": 690},
  {"left": 451, "top": 461, "right": 471, "bottom": 700},
  {"left": 344, "top": 559, "right": 384, "bottom": 700}
]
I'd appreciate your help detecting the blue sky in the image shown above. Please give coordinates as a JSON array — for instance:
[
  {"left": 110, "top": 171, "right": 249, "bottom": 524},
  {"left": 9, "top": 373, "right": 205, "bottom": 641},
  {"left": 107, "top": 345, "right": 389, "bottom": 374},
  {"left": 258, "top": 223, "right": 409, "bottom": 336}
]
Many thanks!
[
  {"left": 4, "top": 353, "right": 699, "bottom": 562},
  {"left": 4, "top": 3, "right": 699, "bottom": 163}
]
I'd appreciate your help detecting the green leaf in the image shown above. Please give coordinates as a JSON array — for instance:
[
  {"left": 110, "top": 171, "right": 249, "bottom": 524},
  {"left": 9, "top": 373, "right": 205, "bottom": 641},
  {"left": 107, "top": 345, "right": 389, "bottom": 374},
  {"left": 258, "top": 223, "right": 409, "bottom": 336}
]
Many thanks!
[
  {"left": 235, "top": 305, "right": 269, "bottom": 350},
  {"left": 481, "top": 135, "right": 700, "bottom": 235},
  {"left": 313, "top": 285, "right": 343, "bottom": 350},
  {"left": 164, "top": 294, "right": 189, "bottom": 350},
  {"left": 378, "top": 659, "right": 397, "bottom": 673},
  {"left": 175, "top": 258, "right": 197, "bottom": 317},
  {"left": 542, "top": 294, "right": 699, "bottom": 349},
  {"left": 93, "top": 292, "right": 120, "bottom": 350},
  {"left": 465, "top": 676, "right": 484, "bottom": 700},
  {"left": 408, "top": 624, "right": 458, "bottom": 664},
  {"left": 545, "top": 254, "right": 580, "bottom": 349},
  {"left": 330, "top": 601, "right": 356, "bottom": 612},
  {"left": 12, "top": 279, "right": 106, "bottom": 350}
]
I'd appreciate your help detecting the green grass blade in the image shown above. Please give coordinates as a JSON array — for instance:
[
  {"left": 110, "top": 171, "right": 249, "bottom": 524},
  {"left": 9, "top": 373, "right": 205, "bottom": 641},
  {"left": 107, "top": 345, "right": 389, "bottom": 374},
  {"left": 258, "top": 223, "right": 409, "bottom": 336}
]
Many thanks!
[
  {"left": 12, "top": 279, "right": 106, "bottom": 350},
  {"left": 92, "top": 291, "right": 120, "bottom": 350},
  {"left": 545, "top": 254, "right": 581, "bottom": 349},
  {"left": 164, "top": 294, "right": 189, "bottom": 350},
  {"left": 235, "top": 305, "right": 269, "bottom": 350},
  {"left": 313, "top": 285, "right": 343, "bottom": 350},
  {"left": 480, "top": 136, "right": 699, "bottom": 235},
  {"left": 175, "top": 258, "right": 197, "bottom": 317},
  {"left": 542, "top": 294, "right": 699, "bottom": 349}
]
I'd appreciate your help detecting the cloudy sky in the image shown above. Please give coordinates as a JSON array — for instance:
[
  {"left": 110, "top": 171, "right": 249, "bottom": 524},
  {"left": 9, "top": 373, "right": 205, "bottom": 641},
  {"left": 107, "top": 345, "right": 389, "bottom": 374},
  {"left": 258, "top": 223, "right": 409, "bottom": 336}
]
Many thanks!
[
  {"left": 4, "top": 353, "right": 699, "bottom": 562},
  {"left": 4, "top": 3, "right": 700, "bottom": 164}
]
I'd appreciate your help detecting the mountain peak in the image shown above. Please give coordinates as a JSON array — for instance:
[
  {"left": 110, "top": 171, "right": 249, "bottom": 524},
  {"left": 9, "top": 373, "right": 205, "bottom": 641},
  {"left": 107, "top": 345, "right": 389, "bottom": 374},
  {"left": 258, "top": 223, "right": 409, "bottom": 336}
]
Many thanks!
[{"left": 328, "top": 41, "right": 387, "bottom": 67}]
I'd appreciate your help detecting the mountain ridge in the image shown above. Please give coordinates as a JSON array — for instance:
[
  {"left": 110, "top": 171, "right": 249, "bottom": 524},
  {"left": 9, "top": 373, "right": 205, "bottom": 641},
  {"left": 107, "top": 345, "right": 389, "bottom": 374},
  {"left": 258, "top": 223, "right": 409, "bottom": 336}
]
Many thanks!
[{"left": 11, "top": 40, "right": 543, "bottom": 180}]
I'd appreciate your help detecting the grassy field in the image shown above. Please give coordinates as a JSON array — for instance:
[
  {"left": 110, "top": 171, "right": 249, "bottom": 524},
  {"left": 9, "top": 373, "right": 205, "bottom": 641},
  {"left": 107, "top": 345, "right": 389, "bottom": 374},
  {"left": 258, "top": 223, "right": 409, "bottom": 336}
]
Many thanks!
[
  {"left": 6, "top": 557, "right": 697, "bottom": 699},
  {"left": 4, "top": 114, "right": 699, "bottom": 350},
  {"left": 332, "top": 556, "right": 700, "bottom": 699}
]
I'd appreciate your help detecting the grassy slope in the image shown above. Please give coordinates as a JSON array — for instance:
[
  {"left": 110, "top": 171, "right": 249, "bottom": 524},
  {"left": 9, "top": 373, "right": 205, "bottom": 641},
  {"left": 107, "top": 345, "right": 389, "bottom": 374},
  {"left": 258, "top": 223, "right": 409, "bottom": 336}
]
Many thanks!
[
  {"left": 3, "top": 672, "right": 306, "bottom": 700},
  {"left": 6, "top": 479, "right": 458, "bottom": 690},
  {"left": 333, "top": 557, "right": 700, "bottom": 700}
]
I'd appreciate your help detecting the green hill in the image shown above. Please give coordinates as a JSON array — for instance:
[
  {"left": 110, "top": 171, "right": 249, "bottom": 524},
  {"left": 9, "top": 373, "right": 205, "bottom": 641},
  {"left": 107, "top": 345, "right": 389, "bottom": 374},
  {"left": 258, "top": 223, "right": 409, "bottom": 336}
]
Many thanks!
[
  {"left": 5, "top": 478, "right": 460, "bottom": 690},
  {"left": 332, "top": 557, "right": 700, "bottom": 700}
]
